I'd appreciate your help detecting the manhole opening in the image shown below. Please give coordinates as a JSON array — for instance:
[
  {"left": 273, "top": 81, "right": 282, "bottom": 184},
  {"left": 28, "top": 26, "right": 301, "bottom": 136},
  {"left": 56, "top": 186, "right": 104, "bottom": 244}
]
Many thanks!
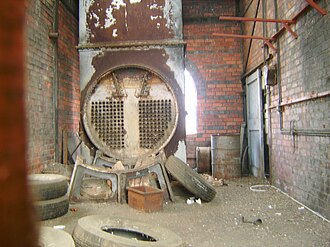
[{"left": 101, "top": 226, "right": 157, "bottom": 242}]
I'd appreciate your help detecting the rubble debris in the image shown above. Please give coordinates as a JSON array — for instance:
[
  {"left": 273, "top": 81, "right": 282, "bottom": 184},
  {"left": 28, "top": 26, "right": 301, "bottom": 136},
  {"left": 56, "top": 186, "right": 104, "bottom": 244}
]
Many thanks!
[
  {"left": 112, "top": 161, "right": 125, "bottom": 171},
  {"left": 70, "top": 207, "right": 78, "bottom": 212},
  {"left": 186, "top": 197, "right": 202, "bottom": 205},
  {"left": 242, "top": 216, "right": 263, "bottom": 225},
  {"left": 202, "top": 174, "right": 228, "bottom": 187}
]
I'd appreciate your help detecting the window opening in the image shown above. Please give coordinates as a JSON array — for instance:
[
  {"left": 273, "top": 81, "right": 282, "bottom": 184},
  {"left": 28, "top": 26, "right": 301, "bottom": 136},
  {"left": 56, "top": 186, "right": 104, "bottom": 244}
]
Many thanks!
[{"left": 184, "top": 69, "right": 197, "bottom": 135}]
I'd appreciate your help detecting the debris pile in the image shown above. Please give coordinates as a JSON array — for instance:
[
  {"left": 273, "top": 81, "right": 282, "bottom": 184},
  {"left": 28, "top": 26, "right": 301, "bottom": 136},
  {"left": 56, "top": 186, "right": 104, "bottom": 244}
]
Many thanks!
[{"left": 202, "top": 174, "right": 228, "bottom": 187}]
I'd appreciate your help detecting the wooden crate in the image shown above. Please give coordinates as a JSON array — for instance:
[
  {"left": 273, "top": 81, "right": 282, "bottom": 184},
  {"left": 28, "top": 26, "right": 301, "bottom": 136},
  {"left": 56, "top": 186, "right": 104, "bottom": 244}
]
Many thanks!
[{"left": 127, "top": 186, "right": 163, "bottom": 212}]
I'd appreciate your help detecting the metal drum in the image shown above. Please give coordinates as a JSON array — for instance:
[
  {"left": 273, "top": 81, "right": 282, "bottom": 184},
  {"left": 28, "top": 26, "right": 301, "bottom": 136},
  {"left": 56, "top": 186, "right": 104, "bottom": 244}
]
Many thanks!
[
  {"left": 196, "top": 147, "right": 211, "bottom": 174},
  {"left": 211, "top": 135, "right": 241, "bottom": 179}
]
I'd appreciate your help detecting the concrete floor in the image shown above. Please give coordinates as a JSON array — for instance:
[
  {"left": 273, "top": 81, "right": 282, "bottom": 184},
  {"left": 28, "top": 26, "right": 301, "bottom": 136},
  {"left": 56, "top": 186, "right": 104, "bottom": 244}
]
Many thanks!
[{"left": 40, "top": 177, "right": 330, "bottom": 247}]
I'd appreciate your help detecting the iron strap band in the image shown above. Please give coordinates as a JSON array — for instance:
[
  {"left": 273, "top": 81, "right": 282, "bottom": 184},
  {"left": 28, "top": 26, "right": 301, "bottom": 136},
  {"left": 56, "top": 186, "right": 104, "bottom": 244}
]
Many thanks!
[{"left": 77, "top": 40, "right": 186, "bottom": 50}]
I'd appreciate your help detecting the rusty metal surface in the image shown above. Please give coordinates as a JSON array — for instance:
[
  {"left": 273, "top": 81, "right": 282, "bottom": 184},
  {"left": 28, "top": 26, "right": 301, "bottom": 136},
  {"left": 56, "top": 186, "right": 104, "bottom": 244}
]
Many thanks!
[
  {"left": 211, "top": 135, "right": 241, "bottom": 179},
  {"left": 80, "top": 49, "right": 185, "bottom": 160},
  {"left": 80, "top": 0, "right": 182, "bottom": 44},
  {"left": 78, "top": 0, "right": 186, "bottom": 162},
  {"left": 82, "top": 66, "right": 179, "bottom": 162},
  {"left": 77, "top": 39, "right": 186, "bottom": 50},
  {"left": 196, "top": 147, "right": 211, "bottom": 174},
  {"left": 127, "top": 186, "right": 163, "bottom": 212}
]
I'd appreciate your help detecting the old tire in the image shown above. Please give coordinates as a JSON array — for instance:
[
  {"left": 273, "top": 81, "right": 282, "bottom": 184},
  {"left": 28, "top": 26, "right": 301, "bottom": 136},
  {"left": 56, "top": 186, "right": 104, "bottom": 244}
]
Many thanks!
[
  {"left": 39, "top": 227, "right": 75, "bottom": 247},
  {"left": 73, "top": 215, "right": 185, "bottom": 247},
  {"left": 35, "top": 195, "right": 69, "bottom": 221},
  {"left": 29, "top": 174, "right": 68, "bottom": 201},
  {"left": 165, "top": 155, "right": 216, "bottom": 202}
]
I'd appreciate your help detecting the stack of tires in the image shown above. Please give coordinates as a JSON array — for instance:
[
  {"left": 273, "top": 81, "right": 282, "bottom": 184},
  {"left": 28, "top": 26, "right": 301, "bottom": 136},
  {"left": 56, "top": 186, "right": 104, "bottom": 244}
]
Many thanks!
[{"left": 29, "top": 174, "right": 69, "bottom": 221}]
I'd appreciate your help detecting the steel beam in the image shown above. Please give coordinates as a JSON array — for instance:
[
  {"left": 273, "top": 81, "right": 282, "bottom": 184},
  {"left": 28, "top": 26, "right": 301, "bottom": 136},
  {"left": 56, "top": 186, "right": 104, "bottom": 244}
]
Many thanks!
[
  {"left": 219, "top": 16, "right": 297, "bottom": 24},
  {"left": 305, "top": 0, "right": 327, "bottom": 15},
  {"left": 213, "top": 33, "right": 277, "bottom": 52}
]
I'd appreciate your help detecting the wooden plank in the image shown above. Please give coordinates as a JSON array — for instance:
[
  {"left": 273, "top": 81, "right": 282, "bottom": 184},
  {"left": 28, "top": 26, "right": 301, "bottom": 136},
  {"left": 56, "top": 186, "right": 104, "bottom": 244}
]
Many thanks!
[{"left": 62, "top": 130, "right": 68, "bottom": 165}]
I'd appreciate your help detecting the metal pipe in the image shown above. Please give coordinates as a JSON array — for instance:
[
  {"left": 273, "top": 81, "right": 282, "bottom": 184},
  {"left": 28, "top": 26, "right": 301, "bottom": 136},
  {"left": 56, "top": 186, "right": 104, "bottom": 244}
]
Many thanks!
[
  {"left": 219, "top": 16, "right": 296, "bottom": 24},
  {"left": 305, "top": 0, "right": 327, "bottom": 15},
  {"left": 267, "top": 90, "right": 330, "bottom": 136},
  {"left": 51, "top": 0, "right": 60, "bottom": 162},
  {"left": 213, "top": 33, "right": 273, "bottom": 41},
  {"left": 273, "top": 0, "right": 283, "bottom": 131},
  {"left": 213, "top": 33, "right": 277, "bottom": 52},
  {"left": 281, "top": 129, "right": 330, "bottom": 137},
  {"left": 268, "top": 90, "right": 330, "bottom": 108}
]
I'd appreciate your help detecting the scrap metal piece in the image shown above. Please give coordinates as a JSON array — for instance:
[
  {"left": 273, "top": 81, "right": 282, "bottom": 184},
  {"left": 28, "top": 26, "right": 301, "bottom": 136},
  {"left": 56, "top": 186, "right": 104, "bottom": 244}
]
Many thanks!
[{"left": 242, "top": 216, "right": 263, "bottom": 225}]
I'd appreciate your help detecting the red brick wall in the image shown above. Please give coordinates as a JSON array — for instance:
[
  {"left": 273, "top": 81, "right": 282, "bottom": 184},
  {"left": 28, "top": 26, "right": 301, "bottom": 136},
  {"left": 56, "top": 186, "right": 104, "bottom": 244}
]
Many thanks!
[
  {"left": 25, "top": 0, "right": 79, "bottom": 172},
  {"left": 183, "top": 0, "right": 244, "bottom": 168},
  {"left": 241, "top": 0, "right": 330, "bottom": 219},
  {"left": 25, "top": 0, "right": 56, "bottom": 172},
  {"left": 57, "top": 1, "right": 80, "bottom": 157}
]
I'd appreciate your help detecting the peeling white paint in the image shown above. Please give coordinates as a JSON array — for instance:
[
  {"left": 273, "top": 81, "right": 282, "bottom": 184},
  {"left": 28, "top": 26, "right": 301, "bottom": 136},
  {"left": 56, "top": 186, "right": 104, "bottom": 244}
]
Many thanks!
[
  {"left": 156, "top": 23, "right": 160, "bottom": 29},
  {"left": 150, "top": 15, "right": 160, "bottom": 21},
  {"left": 92, "top": 12, "right": 100, "bottom": 27},
  {"left": 165, "top": 47, "right": 185, "bottom": 92},
  {"left": 164, "top": 1, "right": 172, "bottom": 30},
  {"left": 105, "top": 6, "right": 116, "bottom": 28},
  {"left": 125, "top": 9, "right": 128, "bottom": 31},
  {"left": 112, "top": 0, "right": 126, "bottom": 10},
  {"left": 129, "top": 0, "right": 141, "bottom": 3},
  {"left": 79, "top": 50, "right": 100, "bottom": 92},
  {"left": 174, "top": 140, "right": 187, "bottom": 163},
  {"left": 112, "top": 29, "right": 118, "bottom": 37},
  {"left": 150, "top": 3, "right": 159, "bottom": 10}
]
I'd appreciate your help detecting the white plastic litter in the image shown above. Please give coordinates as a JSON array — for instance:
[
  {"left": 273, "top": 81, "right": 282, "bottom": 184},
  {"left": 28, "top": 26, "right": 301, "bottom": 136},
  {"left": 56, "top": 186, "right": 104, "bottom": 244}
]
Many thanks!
[
  {"left": 186, "top": 198, "right": 195, "bottom": 205},
  {"left": 53, "top": 225, "right": 66, "bottom": 230},
  {"left": 195, "top": 198, "right": 202, "bottom": 205}
]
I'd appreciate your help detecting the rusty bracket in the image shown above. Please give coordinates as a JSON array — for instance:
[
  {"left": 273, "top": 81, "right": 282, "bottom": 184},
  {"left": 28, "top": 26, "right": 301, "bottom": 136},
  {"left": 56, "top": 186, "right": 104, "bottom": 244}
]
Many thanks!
[
  {"left": 111, "top": 72, "right": 126, "bottom": 98},
  {"left": 263, "top": 40, "right": 277, "bottom": 52},
  {"left": 305, "top": 0, "right": 327, "bottom": 15},
  {"left": 213, "top": 33, "right": 277, "bottom": 52},
  {"left": 219, "top": 16, "right": 298, "bottom": 39},
  {"left": 282, "top": 23, "right": 298, "bottom": 39},
  {"left": 137, "top": 72, "right": 151, "bottom": 97}
]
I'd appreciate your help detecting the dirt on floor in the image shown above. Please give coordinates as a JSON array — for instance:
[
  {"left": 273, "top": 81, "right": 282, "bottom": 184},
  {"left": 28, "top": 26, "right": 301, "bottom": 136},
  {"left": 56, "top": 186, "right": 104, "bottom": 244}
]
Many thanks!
[{"left": 41, "top": 177, "right": 330, "bottom": 247}]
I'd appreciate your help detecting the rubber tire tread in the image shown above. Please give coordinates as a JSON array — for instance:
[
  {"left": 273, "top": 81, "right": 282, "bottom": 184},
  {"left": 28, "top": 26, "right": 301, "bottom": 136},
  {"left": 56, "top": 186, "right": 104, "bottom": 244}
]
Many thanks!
[
  {"left": 165, "top": 155, "right": 216, "bottom": 202},
  {"left": 72, "top": 215, "right": 185, "bottom": 247},
  {"left": 29, "top": 174, "right": 68, "bottom": 201},
  {"left": 35, "top": 195, "right": 69, "bottom": 221},
  {"left": 39, "top": 226, "right": 75, "bottom": 247}
]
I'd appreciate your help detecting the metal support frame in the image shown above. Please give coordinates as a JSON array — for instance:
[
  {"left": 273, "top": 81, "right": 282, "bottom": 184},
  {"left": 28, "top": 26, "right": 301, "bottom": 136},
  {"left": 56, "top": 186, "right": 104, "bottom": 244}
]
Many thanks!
[
  {"left": 305, "top": 0, "right": 327, "bottom": 15},
  {"left": 213, "top": 33, "right": 277, "bottom": 52},
  {"left": 219, "top": 16, "right": 296, "bottom": 24},
  {"left": 219, "top": 16, "right": 298, "bottom": 39},
  {"left": 69, "top": 154, "right": 175, "bottom": 204}
]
